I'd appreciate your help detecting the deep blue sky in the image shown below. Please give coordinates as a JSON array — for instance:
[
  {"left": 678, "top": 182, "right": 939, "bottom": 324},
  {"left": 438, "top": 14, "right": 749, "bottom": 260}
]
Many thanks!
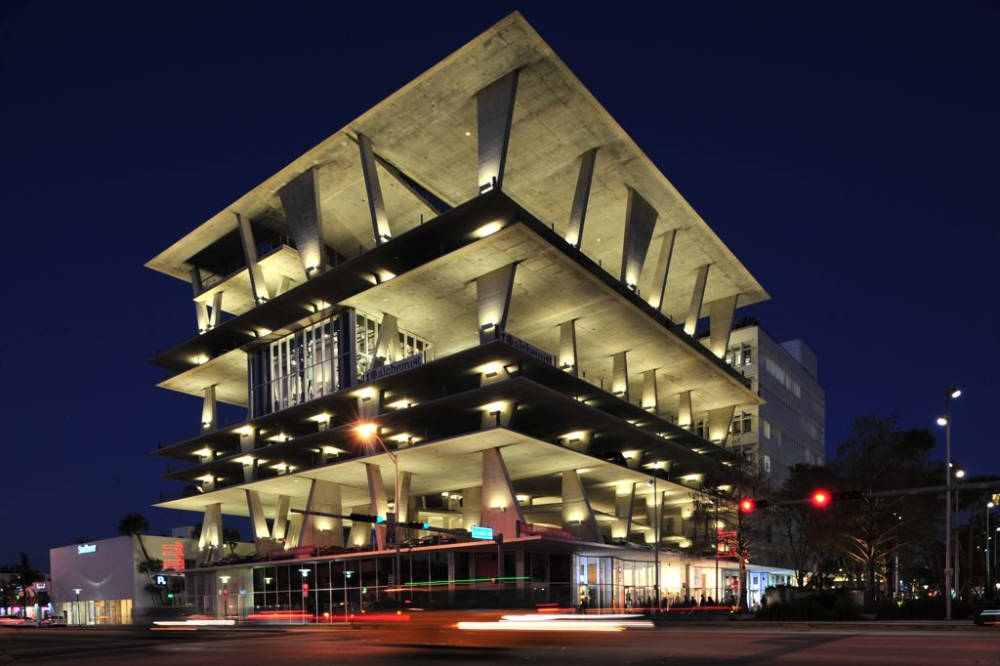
[{"left": 1, "top": 2, "right": 997, "bottom": 570}]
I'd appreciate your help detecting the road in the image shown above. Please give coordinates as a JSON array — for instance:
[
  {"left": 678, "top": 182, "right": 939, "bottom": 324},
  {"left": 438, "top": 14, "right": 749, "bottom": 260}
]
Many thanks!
[{"left": 3, "top": 623, "right": 999, "bottom": 664}]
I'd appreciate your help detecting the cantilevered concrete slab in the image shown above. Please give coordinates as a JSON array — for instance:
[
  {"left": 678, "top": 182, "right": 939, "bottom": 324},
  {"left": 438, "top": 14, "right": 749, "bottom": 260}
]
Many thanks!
[
  {"left": 153, "top": 429, "right": 694, "bottom": 521},
  {"left": 146, "top": 11, "right": 766, "bottom": 327}
]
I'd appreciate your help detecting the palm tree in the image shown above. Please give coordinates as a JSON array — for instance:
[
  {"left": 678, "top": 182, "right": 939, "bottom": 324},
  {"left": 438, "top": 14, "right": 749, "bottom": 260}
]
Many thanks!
[{"left": 117, "top": 513, "right": 152, "bottom": 563}]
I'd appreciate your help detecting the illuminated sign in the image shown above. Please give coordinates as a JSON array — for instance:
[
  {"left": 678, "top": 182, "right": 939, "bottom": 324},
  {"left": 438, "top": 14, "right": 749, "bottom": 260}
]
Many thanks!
[
  {"left": 77, "top": 544, "right": 97, "bottom": 554},
  {"left": 500, "top": 332, "right": 554, "bottom": 365},
  {"left": 363, "top": 353, "right": 424, "bottom": 382},
  {"left": 470, "top": 525, "right": 494, "bottom": 540},
  {"left": 153, "top": 574, "right": 168, "bottom": 588},
  {"left": 161, "top": 541, "right": 185, "bottom": 571}
]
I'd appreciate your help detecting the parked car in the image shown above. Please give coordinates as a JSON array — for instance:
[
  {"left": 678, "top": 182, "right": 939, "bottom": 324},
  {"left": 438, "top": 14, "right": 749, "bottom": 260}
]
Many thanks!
[
  {"left": 40, "top": 615, "right": 67, "bottom": 627},
  {"left": 974, "top": 607, "right": 1000, "bottom": 626}
]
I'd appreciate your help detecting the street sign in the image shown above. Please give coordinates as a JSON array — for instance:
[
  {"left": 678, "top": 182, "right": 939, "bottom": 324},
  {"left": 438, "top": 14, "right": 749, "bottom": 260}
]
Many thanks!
[
  {"left": 470, "top": 525, "right": 494, "bottom": 540},
  {"left": 153, "top": 574, "right": 168, "bottom": 587}
]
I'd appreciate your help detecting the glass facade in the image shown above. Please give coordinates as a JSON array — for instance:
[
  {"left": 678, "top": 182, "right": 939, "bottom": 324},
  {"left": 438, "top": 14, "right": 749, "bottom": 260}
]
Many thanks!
[{"left": 249, "top": 309, "right": 431, "bottom": 418}]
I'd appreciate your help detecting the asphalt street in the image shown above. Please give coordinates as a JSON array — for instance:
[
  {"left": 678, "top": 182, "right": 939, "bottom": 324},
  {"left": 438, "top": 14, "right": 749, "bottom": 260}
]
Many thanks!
[{"left": 3, "top": 623, "right": 999, "bottom": 665}]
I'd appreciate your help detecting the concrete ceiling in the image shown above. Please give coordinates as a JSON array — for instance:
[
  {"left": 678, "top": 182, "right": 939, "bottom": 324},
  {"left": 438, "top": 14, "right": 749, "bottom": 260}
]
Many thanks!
[
  {"left": 345, "top": 224, "right": 760, "bottom": 413},
  {"left": 146, "top": 12, "right": 767, "bottom": 326},
  {"left": 155, "top": 429, "right": 697, "bottom": 518}
]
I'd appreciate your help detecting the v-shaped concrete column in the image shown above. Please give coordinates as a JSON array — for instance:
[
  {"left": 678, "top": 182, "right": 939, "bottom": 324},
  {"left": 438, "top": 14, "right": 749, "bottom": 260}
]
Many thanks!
[
  {"left": 707, "top": 295, "right": 739, "bottom": 358},
  {"left": 373, "top": 312, "right": 402, "bottom": 363},
  {"left": 481, "top": 448, "right": 524, "bottom": 538},
  {"left": 565, "top": 148, "right": 598, "bottom": 249},
  {"left": 558, "top": 320, "right": 578, "bottom": 375},
  {"left": 357, "top": 133, "right": 392, "bottom": 244},
  {"left": 235, "top": 212, "right": 272, "bottom": 304},
  {"left": 562, "top": 470, "right": 601, "bottom": 542},
  {"left": 365, "top": 463, "right": 389, "bottom": 550},
  {"left": 612, "top": 351, "right": 630, "bottom": 401},
  {"left": 278, "top": 168, "right": 327, "bottom": 276},
  {"left": 300, "top": 479, "right": 344, "bottom": 548},
  {"left": 476, "top": 70, "right": 520, "bottom": 193},
  {"left": 197, "top": 503, "right": 222, "bottom": 563},
  {"left": 642, "top": 369, "right": 659, "bottom": 413},
  {"left": 620, "top": 188, "right": 659, "bottom": 290},
  {"left": 684, "top": 265, "right": 710, "bottom": 336},
  {"left": 612, "top": 483, "right": 636, "bottom": 540},
  {"left": 476, "top": 263, "right": 517, "bottom": 343},
  {"left": 649, "top": 230, "right": 676, "bottom": 313}
]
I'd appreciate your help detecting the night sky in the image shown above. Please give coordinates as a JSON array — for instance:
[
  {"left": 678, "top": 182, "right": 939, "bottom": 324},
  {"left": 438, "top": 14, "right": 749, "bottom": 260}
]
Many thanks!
[{"left": 1, "top": 2, "right": 997, "bottom": 571}]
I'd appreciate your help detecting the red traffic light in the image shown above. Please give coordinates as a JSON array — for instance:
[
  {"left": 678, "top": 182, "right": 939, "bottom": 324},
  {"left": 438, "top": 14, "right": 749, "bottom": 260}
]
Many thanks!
[
  {"left": 739, "top": 498, "right": 756, "bottom": 513},
  {"left": 811, "top": 490, "right": 831, "bottom": 508}
]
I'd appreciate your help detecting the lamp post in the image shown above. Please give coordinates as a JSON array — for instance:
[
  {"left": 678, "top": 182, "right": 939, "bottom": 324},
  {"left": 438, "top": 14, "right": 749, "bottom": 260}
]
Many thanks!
[
  {"left": 648, "top": 463, "right": 662, "bottom": 611},
  {"left": 988, "top": 502, "right": 995, "bottom": 597},
  {"left": 953, "top": 468, "right": 965, "bottom": 597},
  {"left": 937, "top": 386, "right": 961, "bottom": 620}
]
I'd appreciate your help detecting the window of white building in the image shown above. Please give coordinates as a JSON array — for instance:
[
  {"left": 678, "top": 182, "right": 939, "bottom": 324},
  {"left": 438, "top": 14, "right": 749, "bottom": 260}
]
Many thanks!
[{"left": 762, "top": 420, "right": 771, "bottom": 439}]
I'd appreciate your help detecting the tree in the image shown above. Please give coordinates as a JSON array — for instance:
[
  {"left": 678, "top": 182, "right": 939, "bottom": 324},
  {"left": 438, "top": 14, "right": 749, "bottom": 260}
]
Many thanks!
[
  {"left": 774, "top": 464, "right": 840, "bottom": 588},
  {"left": 833, "top": 417, "right": 938, "bottom": 612},
  {"left": 118, "top": 512, "right": 163, "bottom": 607}
]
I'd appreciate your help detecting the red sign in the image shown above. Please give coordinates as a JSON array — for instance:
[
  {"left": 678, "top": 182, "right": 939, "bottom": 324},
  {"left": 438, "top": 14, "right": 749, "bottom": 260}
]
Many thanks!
[
  {"left": 162, "top": 541, "right": 185, "bottom": 571},
  {"left": 302, "top": 583, "right": 309, "bottom": 598}
]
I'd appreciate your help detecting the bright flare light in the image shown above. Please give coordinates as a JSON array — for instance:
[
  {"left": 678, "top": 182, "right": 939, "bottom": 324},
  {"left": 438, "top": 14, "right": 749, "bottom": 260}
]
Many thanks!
[
  {"left": 936, "top": 416, "right": 948, "bottom": 427},
  {"left": 355, "top": 422, "right": 378, "bottom": 439}
]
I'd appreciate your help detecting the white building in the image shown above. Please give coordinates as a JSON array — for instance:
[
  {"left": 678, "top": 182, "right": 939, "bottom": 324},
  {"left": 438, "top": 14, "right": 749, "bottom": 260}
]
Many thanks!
[
  {"left": 50, "top": 535, "right": 198, "bottom": 625},
  {"left": 707, "top": 319, "right": 825, "bottom": 485}
]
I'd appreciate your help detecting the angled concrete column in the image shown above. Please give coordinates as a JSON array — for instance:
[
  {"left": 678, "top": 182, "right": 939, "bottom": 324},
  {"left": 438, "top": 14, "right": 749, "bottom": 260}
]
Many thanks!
[
  {"left": 395, "top": 472, "right": 413, "bottom": 543},
  {"left": 235, "top": 212, "right": 272, "bottom": 304},
  {"left": 558, "top": 320, "right": 578, "bottom": 375},
  {"left": 708, "top": 295, "right": 739, "bottom": 358},
  {"left": 684, "top": 265, "right": 710, "bottom": 336},
  {"left": 239, "top": 427, "right": 257, "bottom": 454},
  {"left": 476, "top": 263, "right": 517, "bottom": 343},
  {"left": 562, "top": 470, "right": 601, "bottom": 542},
  {"left": 278, "top": 168, "right": 326, "bottom": 275},
  {"left": 190, "top": 268, "right": 209, "bottom": 332},
  {"left": 198, "top": 503, "right": 222, "bottom": 563},
  {"left": 241, "top": 457, "right": 255, "bottom": 483},
  {"left": 677, "top": 390, "right": 693, "bottom": 428},
  {"left": 642, "top": 369, "right": 659, "bottom": 413},
  {"left": 347, "top": 507, "right": 372, "bottom": 548},
  {"left": 245, "top": 490, "right": 270, "bottom": 547},
  {"left": 481, "top": 448, "right": 524, "bottom": 538},
  {"left": 373, "top": 313, "right": 402, "bottom": 363},
  {"left": 272, "top": 495, "right": 291, "bottom": 541},
  {"left": 207, "top": 291, "right": 224, "bottom": 329},
  {"left": 649, "top": 230, "right": 677, "bottom": 313},
  {"left": 461, "top": 486, "right": 482, "bottom": 532},
  {"left": 611, "top": 351, "right": 629, "bottom": 401},
  {"left": 201, "top": 385, "right": 217, "bottom": 431},
  {"left": 612, "top": 483, "right": 636, "bottom": 540},
  {"left": 300, "top": 479, "right": 344, "bottom": 548},
  {"left": 356, "top": 389, "right": 381, "bottom": 420},
  {"left": 476, "top": 70, "right": 519, "bottom": 193},
  {"left": 357, "top": 133, "right": 392, "bottom": 244},
  {"left": 365, "top": 463, "right": 389, "bottom": 550},
  {"left": 620, "top": 188, "right": 659, "bottom": 289},
  {"left": 644, "top": 490, "right": 665, "bottom": 545},
  {"left": 284, "top": 513, "right": 304, "bottom": 550},
  {"left": 565, "top": 148, "right": 598, "bottom": 249},
  {"left": 707, "top": 405, "right": 736, "bottom": 445}
]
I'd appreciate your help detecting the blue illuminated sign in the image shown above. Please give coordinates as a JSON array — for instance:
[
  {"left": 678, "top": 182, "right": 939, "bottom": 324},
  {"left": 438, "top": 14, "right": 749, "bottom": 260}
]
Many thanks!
[{"left": 470, "top": 525, "right": 494, "bottom": 540}]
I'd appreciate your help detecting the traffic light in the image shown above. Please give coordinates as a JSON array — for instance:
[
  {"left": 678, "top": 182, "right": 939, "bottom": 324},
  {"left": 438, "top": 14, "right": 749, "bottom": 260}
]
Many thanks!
[
  {"left": 811, "top": 490, "right": 831, "bottom": 508},
  {"left": 739, "top": 498, "right": 756, "bottom": 513}
]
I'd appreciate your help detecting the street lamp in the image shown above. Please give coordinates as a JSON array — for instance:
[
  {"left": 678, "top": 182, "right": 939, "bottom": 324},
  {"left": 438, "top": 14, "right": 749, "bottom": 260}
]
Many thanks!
[
  {"left": 937, "top": 386, "right": 961, "bottom": 620},
  {"left": 988, "top": 503, "right": 995, "bottom": 597}
]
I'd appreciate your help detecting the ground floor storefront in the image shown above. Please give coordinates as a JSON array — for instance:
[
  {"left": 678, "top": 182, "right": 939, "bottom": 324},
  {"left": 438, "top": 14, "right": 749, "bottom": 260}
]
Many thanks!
[{"left": 174, "top": 539, "right": 794, "bottom": 621}]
